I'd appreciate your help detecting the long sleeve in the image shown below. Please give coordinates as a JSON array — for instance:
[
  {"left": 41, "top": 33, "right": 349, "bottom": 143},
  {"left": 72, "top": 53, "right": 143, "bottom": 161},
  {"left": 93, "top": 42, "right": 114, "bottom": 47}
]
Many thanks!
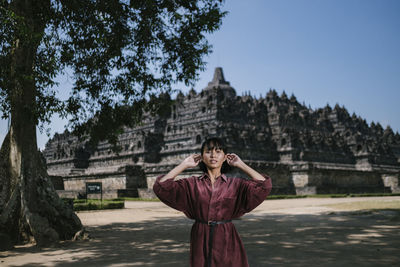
[
  {"left": 153, "top": 175, "right": 192, "bottom": 213},
  {"left": 240, "top": 176, "right": 272, "bottom": 213},
  {"left": 228, "top": 175, "right": 272, "bottom": 218}
]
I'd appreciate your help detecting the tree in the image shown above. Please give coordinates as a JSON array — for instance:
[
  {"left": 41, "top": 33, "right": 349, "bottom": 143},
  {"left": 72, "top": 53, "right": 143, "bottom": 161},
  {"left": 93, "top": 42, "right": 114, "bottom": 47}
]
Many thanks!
[{"left": 0, "top": 0, "right": 226, "bottom": 249}]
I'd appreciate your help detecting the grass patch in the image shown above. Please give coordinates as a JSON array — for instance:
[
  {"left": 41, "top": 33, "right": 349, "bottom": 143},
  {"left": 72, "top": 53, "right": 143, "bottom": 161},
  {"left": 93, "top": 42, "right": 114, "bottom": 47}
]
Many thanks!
[
  {"left": 347, "top": 193, "right": 400, "bottom": 197},
  {"left": 63, "top": 193, "right": 400, "bottom": 206},
  {"left": 268, "top": 193, "right": 400, "bottom": 200},
  {"left": 110, "top": 193, "right": 400, "bottom": 201},
  {"left": 116, "top": 197, "right": 160, "bottom": 202},
  {"left": 325, "top": 200, "right": 400, "bottom": 211},
  {"left": 268, "top": 195, "right": 308, "bottom": 200}
]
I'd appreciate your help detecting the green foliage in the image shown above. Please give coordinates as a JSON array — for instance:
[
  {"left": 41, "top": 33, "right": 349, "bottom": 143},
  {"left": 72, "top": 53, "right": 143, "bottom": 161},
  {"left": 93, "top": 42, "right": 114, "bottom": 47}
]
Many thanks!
[
  {"left": 68, "top": 199, "right": 125, "bottom": 211},
  {"left": 117, "top": 197, "right": 160, "bottom": 202},
  {"left": 0, "top": 0, "right": 226, "bottom": 147}
]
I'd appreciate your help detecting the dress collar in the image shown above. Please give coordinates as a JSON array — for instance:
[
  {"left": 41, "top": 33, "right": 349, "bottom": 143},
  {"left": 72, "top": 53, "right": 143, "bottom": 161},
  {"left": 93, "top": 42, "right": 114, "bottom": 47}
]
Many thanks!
[{"left": 199, "top": 173, "right": 227, "bottom": 182}]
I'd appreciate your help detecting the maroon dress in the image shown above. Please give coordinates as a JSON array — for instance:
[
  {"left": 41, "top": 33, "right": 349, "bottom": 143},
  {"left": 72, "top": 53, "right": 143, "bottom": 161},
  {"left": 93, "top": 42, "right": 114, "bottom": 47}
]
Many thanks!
[{"left": 153, "top": 173, "right": 272, "bottom": 267}]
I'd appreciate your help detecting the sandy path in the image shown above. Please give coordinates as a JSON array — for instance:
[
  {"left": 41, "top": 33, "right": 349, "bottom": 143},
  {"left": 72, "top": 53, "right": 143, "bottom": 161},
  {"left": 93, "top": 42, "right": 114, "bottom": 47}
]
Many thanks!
[{"left": 1, "top": 197, "right": 399, "bottom": 267}]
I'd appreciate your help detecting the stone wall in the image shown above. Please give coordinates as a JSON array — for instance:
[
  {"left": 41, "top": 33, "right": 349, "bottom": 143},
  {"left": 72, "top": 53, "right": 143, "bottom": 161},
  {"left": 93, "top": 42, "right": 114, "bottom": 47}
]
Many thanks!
[{"left": 42, "top": 67, "right": 400, "bottom": 199}]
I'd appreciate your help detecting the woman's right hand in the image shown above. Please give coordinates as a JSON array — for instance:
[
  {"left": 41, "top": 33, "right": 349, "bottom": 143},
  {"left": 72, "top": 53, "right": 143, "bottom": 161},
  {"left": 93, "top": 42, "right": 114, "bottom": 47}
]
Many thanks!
[
  {"left": 181, "top": 154, "right": 202, "bottom": 169},
  {"left": 160, "top": 154, "right": 202, "bottom": 182}
]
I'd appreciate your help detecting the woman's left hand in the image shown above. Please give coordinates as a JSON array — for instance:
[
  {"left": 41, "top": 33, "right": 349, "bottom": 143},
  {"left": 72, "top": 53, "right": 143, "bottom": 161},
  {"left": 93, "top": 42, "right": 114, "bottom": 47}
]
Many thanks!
[{"left": 226, "top": 153, "right": 244, "bottom": 168}]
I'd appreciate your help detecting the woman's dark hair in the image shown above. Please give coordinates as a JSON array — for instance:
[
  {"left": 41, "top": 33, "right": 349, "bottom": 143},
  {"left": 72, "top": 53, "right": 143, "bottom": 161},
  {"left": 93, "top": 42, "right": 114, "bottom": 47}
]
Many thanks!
[{"left": 199, "top": 137, "right": 233, "bottom": 174}]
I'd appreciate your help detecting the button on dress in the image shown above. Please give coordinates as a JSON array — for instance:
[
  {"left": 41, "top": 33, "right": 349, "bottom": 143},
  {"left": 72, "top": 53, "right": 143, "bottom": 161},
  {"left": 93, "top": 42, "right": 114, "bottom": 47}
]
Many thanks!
[{"left": 153, "top": 173, "right": 272, "bottom": 267}]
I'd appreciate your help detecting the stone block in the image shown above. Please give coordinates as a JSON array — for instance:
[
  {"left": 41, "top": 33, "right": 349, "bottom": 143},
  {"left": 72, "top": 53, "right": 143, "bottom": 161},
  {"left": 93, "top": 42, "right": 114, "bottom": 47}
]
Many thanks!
[
  {"left": 138, "top": 188, "right": 157, "bottom": 199},
  {"left": 292, "top": 172, "right": 309, "bottom": 188},
  {"left": 295, "top": 186, "right": 317, "bottom": 195},
  {"left": 382, "top": 174, "right": 400, "bottom": 193}
]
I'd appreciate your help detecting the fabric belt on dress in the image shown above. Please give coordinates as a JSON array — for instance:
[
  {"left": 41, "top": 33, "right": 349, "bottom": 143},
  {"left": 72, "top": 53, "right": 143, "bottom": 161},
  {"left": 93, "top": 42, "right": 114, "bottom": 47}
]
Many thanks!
[{"left": 195, "top": 219, "right": 232, "bottom": 267}]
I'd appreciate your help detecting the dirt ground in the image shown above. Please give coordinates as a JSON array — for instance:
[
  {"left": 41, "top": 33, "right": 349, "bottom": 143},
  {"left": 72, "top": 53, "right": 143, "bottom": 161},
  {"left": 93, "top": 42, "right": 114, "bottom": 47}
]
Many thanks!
[{"left": 1, "top": 196, "right": 400, "bottom": 267}]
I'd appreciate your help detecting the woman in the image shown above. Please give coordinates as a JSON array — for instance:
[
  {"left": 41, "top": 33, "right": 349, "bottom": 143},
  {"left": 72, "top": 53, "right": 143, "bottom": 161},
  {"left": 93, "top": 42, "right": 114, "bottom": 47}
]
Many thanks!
[{"left": 153, "top": 137, "right": 272, "bottom": 267}]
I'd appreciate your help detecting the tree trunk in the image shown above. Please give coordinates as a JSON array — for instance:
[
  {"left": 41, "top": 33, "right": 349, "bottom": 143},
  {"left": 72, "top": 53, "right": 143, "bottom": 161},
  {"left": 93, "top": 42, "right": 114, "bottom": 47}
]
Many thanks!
[{"left": 0, "top": 0, "right": 82, "bottom": 250}]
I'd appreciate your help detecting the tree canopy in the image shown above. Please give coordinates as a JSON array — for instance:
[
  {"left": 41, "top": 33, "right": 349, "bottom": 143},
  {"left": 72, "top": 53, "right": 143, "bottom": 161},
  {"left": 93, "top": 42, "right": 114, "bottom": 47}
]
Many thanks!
[{"left": 0, "top": 0, "right": 226, "bottom": 145}]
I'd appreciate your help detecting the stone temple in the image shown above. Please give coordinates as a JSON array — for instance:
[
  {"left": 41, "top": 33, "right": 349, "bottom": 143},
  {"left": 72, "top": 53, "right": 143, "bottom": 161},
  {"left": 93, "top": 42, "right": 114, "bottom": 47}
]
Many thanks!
[{"left": 43, "top": 67, "right": 400, "bottom": 198}]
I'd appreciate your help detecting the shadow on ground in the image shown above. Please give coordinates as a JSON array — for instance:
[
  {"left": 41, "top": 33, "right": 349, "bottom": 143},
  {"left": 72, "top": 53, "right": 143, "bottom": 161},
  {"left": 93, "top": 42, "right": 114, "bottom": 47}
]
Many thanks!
[{"left": 1, "top": 210, "right": 399, "bottom": 267}]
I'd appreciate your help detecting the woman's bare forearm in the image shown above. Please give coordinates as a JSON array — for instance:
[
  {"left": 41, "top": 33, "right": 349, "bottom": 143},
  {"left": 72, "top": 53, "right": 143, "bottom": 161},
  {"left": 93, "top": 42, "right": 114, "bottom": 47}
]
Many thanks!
[
  {"left": 236, "top": 162, "right": 266, "bottom": 181},
  {"left": 159, "top": 154, "right": 201, "bottom": 183},
  {"left": 159, "top": 163, "right": 188, "bottom": 182}
]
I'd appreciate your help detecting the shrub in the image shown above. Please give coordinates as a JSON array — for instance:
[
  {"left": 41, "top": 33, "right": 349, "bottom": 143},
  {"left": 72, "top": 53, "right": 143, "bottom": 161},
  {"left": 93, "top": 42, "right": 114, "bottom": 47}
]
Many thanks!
[{"left": 72, "top": 200, "right": 125, "bottom": 211}]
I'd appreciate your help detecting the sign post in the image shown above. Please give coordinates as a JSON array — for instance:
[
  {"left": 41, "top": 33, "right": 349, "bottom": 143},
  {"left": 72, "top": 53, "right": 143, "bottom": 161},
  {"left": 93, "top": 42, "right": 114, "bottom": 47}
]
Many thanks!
[{"left": 86, "top": 182, "right": 103, "bottom": 203}]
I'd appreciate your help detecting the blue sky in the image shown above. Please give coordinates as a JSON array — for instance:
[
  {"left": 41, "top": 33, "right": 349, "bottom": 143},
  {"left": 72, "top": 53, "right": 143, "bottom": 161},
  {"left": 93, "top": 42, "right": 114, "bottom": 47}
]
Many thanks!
[
  {"left": 195, "top": 0, "right": 400, "bottom": 130},
  {"left": 1, "top": 0, "right": 399, "bottom": 149}
]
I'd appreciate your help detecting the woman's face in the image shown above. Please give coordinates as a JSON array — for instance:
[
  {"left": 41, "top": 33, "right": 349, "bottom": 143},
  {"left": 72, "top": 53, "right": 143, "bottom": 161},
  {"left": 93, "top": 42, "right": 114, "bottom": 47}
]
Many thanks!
[{"left": 201, "top": 146, "right": 227, "bottom": 171}]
